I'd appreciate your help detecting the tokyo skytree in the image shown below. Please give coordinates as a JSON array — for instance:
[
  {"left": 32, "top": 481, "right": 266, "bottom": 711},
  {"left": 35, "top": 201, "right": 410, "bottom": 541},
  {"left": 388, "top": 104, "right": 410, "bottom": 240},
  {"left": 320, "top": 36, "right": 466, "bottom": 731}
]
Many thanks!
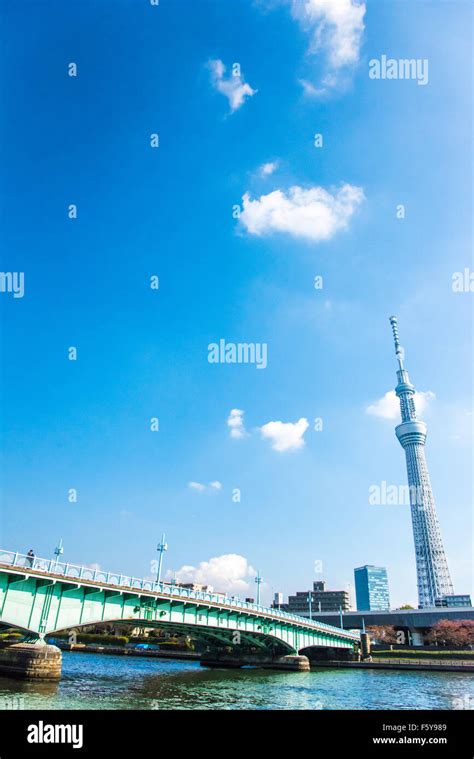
[{"left": 389, "top": 316, "right": 454, "bottom": 608}]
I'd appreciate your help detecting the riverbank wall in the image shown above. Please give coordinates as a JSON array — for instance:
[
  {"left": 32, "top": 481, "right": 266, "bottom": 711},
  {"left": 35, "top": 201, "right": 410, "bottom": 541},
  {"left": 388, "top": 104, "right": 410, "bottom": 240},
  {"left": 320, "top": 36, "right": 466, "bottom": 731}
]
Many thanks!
[
  {"left": 310, "top": 659, "right": 474, "bottom": 673},
  {"left": 54, "top": 642, "right": 200, "bottom": 661}
]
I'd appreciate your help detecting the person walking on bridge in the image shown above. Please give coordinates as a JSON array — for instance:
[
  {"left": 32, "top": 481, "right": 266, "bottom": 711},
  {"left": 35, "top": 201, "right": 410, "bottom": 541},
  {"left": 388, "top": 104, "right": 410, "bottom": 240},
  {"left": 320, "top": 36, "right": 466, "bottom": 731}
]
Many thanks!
[{"left": 26, "top": 549, "right": 35, "bottom": 568}]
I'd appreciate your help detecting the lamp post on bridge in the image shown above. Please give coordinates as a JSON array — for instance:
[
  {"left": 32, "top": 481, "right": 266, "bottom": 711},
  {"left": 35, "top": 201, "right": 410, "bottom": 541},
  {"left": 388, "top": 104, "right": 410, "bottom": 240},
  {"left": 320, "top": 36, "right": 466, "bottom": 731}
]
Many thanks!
[
  {"left": 156, "top": 533, "right": 168, "bottom": 584},
  {"left": 52, "top": 538, "right": 64, "bottom": 568},
  {"left": 255, "top": 571, "right": 262, "bottom": 605},
  {"left": 307, "top": 591, "right": 313, "bottom": 621}
]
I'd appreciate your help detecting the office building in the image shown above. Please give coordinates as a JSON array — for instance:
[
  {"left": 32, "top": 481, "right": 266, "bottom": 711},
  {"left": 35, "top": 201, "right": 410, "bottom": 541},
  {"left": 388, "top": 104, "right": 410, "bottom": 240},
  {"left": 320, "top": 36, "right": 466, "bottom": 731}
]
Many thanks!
[{"left": 354, "top": 565, "right": 390, "bottom": 611}]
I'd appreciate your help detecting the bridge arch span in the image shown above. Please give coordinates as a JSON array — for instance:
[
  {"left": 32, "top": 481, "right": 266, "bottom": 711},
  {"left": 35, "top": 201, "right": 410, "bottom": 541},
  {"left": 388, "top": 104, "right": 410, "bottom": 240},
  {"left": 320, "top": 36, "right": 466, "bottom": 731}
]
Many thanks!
[{"left": 0, "top": 552, "right": 359, "bottom": 660}]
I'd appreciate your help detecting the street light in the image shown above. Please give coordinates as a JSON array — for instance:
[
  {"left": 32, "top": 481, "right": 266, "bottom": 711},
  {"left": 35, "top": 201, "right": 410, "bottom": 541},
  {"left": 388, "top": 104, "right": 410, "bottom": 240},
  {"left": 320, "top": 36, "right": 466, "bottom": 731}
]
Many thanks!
[
  {"left": 307, "top": 591, "right": 313, "bottom": 621},
  {"left": 52, "top": 538, "right": 64, "bottom": 567},
  {"left": 255, "top": 571, "right": 262, "bottom": 605},
  {"left": 156, "top": 533, "right": 168, "bottom": 584}
]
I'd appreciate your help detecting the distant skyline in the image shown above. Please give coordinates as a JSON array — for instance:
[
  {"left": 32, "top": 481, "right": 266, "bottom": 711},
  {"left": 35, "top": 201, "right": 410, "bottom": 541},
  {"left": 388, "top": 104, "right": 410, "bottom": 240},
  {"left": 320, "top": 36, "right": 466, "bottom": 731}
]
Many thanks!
[{"left": 0, "top": 0, "right": 472, "bottom": 609}]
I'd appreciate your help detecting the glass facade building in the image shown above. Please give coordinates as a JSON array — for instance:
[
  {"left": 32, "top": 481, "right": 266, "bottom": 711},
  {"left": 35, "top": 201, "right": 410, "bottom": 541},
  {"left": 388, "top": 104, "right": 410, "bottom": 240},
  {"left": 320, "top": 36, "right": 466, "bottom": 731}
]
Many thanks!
[
  {"left": 435, "top": 594, "right": 472, "bottom": 608},
  {"left": 354, "top": 565, "right": 390, "bottom": 611}
]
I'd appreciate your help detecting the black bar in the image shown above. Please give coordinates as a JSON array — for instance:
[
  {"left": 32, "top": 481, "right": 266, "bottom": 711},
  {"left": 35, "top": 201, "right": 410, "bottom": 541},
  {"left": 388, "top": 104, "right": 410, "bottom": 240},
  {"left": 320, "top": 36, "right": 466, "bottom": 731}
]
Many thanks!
[{"left": 0, "top": 709, "right": 472, "bottom": 756}]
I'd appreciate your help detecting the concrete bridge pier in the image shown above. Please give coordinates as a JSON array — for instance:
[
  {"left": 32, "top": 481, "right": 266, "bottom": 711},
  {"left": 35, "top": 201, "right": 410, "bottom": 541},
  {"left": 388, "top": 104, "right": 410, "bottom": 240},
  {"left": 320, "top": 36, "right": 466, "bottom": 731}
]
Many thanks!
[
  {"left": 200, "top": 651, "right": 310, "bottom": 672},
  {"left": 0, "top": 639, "right": 62, "bottom": 681},
  {"left": 271, "top": 654, "right": 310, "bottom": 672},
  {"left": 408, "top": 629, "right": 425, "bottom": 646},
  {"left": 360, "top": 632, "right": 371, "bottom": 660}
]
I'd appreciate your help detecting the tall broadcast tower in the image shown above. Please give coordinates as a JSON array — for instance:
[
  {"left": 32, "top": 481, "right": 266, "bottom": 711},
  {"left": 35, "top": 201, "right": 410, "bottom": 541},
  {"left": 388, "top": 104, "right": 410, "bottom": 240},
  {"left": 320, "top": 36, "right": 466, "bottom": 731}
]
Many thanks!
[{"left": 389, "top": 316, "right": 454, "bottom": 608}]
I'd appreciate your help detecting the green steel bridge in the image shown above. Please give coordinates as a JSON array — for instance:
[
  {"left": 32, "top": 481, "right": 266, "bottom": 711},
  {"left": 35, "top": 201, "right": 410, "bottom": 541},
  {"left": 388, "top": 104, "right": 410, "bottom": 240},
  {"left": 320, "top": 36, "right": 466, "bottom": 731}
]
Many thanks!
[{"left": 0, "top": 549, "right": 359, "bottom": 660}]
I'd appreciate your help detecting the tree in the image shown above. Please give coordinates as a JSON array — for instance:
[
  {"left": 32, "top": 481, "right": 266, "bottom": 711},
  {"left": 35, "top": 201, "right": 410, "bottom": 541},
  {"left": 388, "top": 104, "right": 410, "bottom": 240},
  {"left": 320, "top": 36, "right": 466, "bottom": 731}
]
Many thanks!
[
  {"left": 397, "top": 604, "right": 415, "bottom": 610},
  {"left": 425, "top": 620, "right": 474, "bottom": 648}
]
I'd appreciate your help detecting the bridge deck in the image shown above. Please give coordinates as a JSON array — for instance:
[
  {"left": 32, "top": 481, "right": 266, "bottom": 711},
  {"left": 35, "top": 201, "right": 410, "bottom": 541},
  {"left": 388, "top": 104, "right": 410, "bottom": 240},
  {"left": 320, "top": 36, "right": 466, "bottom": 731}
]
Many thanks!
[{"left": 0, "top": 550, "right": 359, "bottom": 643}]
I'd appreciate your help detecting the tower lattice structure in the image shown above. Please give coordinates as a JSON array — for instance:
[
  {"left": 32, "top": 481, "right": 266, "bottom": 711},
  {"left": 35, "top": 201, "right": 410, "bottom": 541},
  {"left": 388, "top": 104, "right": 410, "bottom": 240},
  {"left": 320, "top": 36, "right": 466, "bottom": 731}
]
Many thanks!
[{"left": 389, "top": 316, "right": 454, "bottom": 608}]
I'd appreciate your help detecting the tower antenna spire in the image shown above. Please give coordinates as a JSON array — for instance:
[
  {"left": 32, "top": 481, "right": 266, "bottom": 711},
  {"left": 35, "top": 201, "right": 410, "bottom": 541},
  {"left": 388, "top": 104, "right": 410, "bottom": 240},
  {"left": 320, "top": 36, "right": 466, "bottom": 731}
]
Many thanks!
[{"left": 389, "top": 315, "right": 404, "bottom": 369}]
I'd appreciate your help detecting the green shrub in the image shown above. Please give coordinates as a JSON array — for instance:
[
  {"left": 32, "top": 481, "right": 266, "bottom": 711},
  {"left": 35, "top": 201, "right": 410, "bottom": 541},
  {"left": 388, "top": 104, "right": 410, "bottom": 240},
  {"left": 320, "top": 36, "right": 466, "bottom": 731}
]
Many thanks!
[{"left": 0, "top": 632, "right": 23, "bottom": 641}]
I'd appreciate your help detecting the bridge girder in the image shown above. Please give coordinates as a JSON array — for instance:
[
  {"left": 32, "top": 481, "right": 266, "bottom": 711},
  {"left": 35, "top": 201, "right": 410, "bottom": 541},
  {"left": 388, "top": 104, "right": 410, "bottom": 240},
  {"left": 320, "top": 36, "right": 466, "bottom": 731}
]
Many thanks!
[{"left": 0, "top": 568, "right": 358, "bottom": 654}]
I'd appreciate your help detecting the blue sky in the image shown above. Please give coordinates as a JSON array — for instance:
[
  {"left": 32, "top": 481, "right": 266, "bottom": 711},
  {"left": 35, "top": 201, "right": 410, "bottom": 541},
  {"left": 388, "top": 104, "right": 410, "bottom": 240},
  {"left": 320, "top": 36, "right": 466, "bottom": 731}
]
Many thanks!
[{"left": 0, "top": 0, "right": 472, "bottom": 608}]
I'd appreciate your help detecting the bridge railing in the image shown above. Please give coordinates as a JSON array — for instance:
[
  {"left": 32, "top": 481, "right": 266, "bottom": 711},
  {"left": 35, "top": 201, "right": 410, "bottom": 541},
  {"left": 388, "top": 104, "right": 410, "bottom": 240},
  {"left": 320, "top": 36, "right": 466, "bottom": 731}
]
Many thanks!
[{"left": 0, "top": 549, "right": 359, "bottom": 640}]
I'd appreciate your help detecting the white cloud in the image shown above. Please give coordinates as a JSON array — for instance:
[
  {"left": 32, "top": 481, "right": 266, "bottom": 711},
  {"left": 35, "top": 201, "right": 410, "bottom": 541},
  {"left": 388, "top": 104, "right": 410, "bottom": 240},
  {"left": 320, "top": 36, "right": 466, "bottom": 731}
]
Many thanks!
[
  {"left": 260, "top": 417, "right": 309, "bottom": 452},
  {"left": 209, "top": 59, "right": 257, "bottom": 112},
  {"left": 188, "top": 481, "right": 206, "bottom": 492},
  {"left": 298, "top": 78, "right": 326, "bottom": 97},
  {"left": 169, "top": 554, "right": 256, "bottom": 596},
  {"left": 299, "top": 72, "right": 339, "bottom": 98},
  {"left": 291, "top": 0, "right": 366, "bottom": 69},
  {"left": 415, "top": 391, "right": 436, "bottom": 416},
  {"left": 367, "top": 390, "right": 436, "bottom": 420},
  {"left": 259, "top": 161, "right": 279, "bottom": 176},
  {"left": 227, "top": 408, "right": 247, "bottom": 439},
  {"left": 366, "top": 391, "right": 399, "bottom": 420},
  {"left": 188, "top": 480, "right": 222, "bottom": 493},
  {"left": 239, "top": 183, "right": 364, "bottom": 241}
]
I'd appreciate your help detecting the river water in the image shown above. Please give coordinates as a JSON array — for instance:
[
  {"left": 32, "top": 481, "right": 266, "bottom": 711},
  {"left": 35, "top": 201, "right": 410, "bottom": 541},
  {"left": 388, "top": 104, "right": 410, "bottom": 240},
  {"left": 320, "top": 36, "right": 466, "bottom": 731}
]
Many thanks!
[{"left": 0, "top": 652, "right": 472, "bottom": 710}]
